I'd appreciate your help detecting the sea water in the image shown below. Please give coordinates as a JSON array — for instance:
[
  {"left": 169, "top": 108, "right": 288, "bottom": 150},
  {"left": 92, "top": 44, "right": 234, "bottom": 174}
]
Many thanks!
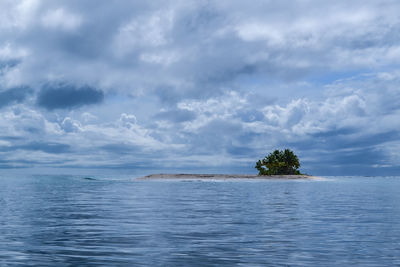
[{"left": 1, "top": 175, "right": 400, "bottom": 266}]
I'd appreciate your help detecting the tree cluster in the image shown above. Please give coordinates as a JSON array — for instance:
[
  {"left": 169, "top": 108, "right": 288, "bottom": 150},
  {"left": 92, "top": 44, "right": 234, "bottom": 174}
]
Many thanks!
[{"left": 255, "top": 149, "right": 301, "bottom": 175}]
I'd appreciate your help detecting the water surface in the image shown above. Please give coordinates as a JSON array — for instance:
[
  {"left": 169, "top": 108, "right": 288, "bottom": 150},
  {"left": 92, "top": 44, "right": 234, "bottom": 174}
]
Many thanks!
[{"left": 1, "top": 175, "right": 399, "bottom": 266}]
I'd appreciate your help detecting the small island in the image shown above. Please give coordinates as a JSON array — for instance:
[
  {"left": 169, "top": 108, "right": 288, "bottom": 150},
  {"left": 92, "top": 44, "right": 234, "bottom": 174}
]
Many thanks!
[
  {"left": 255, "top": 149, "right": 303, "bottom": 175},
  {"left": 137, "top": 173, "right": 313, "bottom": 180},
  {"left": 138, "top": 149, "right": 316, "bottom": 180}
]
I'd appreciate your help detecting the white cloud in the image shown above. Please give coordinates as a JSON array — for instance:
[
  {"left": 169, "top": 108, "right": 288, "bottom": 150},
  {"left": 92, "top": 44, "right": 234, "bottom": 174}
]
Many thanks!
[
  {"left": 139, "top": 51, "right": 180, "bottom": 66},
  {"left": 236, "top": 23, "right": 284, "bottom": 44},
  {"left": 113, "top": 10, "right": 174, "bottom": 57},
  {"left": 81, "top": 112, "right": 97, "bottom": 123},
  {"left": 118, "top": 113, "right": 137, "bottom": 128},
  {"left": 61, "top": 117, "right": 81, "bottom": 133},
  {"left": 41, "top": 8, "right": 82, "bottom": 31},
  {"left": 0, "top": 0, "right": 40, "bottom": 30},
  {"left": 1, "top": 0, "right": 400, "bottom": 174},
  {"left": 0, "top": 43, "right": 27, "bottom": 61}
]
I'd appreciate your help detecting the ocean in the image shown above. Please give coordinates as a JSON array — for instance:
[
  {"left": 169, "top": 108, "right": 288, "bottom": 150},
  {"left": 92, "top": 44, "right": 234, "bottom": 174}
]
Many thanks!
[{"left": 1, "top": 174, "right": 399, "bottom": 266}]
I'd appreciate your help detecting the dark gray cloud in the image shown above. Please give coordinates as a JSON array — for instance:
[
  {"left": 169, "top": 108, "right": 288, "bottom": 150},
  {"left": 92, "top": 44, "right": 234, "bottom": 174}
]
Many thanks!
[
  {"left": 36, "top": 84, "right": 104, "bottom": 110},
  {"left": 0, "top": 60, "right": 20, "bottom": 70},
  {"left": 300, "top": 147, "right": 391, "bottom": 176},
  {"left": 100, "top": 143, "right": 139, "bottom": 155},
  {"left": 0, "top": 142, "right": 71, "bottom": 154},
  {"left": 20, "top": 142, "right": 71, "bottom": 154},
  {"left": 0, "top": 136, "right": 24, "bottom": 141},
  {"left": 0, "top": 87, "right": 32, "bottom": 108},
  {"left": 226, "top": 145, "right": 255, "bottom": 157}
]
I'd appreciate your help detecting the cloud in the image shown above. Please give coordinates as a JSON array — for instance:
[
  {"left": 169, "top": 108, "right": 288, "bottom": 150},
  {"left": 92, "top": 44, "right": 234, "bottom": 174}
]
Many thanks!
[
  {"left": 18, "top": 141, "right": 71, "bottom": 154},
  {"left": 0, "top": 1, "right": 400, "bottom": 174},
  {"left": 100, "top": 143, "right": 139, "bottom": 155},
  {"left": 0, "top": 86, "right": 31, "bottom": 108},
  {"left": 0, "top": 141, "right": 70, "bottom": 154},
  {"left": 60, "top": 117, "right": 81, "bottom": 133},
  {"left": 41, "top": 8, "right": 82, "bottom": 31},
  {"left": 154, "top": 108, "right": 197, "bottom": 123},
  {"left": 36, "top": 83, "right": 104, "bottom": 110},
  {"left": 118, "top": 113, "right": 137, "bottom": 128},
  {"left": 1, "top": 0, "right": 399, "bottom": 100}
]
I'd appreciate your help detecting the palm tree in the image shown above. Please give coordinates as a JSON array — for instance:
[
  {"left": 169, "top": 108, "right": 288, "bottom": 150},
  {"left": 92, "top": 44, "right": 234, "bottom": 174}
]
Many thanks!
[
  {"left": 255, "top": 149, "right": 301, "bottom": 175},
  {"left": 282, "top": 149, "right": 300, "bottom": 174}
]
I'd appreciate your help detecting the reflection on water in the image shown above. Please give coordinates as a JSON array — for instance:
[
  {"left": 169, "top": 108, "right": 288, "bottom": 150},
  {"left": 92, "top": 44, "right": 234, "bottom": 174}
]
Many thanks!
[{"left": 1, "top": 175, "right": 400, "bottom": 266}]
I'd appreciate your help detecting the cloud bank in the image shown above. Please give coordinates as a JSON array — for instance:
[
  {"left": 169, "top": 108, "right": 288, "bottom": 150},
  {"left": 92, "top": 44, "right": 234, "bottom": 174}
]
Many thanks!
[{"left": 1, "top": 0, "right": 400, "bottom": 175}]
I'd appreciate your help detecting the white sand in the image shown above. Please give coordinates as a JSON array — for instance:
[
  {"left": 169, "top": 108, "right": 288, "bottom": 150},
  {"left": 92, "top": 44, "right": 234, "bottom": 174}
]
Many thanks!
[{"left": 137, "top": 173, "right": 316, "bottom": 180}]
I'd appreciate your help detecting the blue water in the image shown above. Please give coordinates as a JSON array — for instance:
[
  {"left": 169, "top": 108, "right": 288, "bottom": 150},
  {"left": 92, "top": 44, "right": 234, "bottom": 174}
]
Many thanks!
[{"left": 1, "top": 175, "right": 400, "bottom": 266}]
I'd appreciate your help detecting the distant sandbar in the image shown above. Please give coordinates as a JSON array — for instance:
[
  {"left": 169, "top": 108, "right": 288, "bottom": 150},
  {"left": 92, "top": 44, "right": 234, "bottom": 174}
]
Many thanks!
[{"left": 138, "top": 174, "right": 315, "bottom": 180}]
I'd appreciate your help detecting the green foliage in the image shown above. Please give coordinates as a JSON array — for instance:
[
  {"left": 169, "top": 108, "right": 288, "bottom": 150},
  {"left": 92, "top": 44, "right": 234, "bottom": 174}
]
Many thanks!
[{"left": 255, "top": 149, "right": 302, "bottom": 175}]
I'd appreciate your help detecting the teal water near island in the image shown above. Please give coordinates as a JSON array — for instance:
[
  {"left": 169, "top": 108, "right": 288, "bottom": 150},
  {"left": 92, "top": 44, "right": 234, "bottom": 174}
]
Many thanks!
[{"left": 1, "top": 174, "right": 400, "bottom": 266}]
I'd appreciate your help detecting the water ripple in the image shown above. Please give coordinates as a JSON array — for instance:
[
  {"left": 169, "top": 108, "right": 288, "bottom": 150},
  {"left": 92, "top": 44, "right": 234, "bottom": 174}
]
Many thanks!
[{"left": 1, "top": 175, "right": 400, "bottom": 265}]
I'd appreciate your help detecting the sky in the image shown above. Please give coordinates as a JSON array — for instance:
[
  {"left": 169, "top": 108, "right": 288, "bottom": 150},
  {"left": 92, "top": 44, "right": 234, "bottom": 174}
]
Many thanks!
[{"left": 1, "top": 0, "right": 400, "bottom": 175}]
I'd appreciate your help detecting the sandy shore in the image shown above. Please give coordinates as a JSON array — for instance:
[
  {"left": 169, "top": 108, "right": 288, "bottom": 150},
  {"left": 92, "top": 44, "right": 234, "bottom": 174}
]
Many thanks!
[{"left": 137, "top": 173, "right": 316, "bottom": 180}]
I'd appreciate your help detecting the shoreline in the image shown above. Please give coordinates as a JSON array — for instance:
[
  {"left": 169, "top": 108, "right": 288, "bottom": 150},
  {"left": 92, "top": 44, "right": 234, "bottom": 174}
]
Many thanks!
[{"left": 137, "top": 173, "right": 316, "bottom": 180}]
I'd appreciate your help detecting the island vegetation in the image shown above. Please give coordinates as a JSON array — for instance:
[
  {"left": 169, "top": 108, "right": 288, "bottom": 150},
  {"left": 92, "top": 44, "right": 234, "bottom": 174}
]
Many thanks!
[
  {"left": 255, "top": 149, "right": 303, "bottom": 175},
  {"left": 139, "top": 148, "right": 311, "bottom": 180}
]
